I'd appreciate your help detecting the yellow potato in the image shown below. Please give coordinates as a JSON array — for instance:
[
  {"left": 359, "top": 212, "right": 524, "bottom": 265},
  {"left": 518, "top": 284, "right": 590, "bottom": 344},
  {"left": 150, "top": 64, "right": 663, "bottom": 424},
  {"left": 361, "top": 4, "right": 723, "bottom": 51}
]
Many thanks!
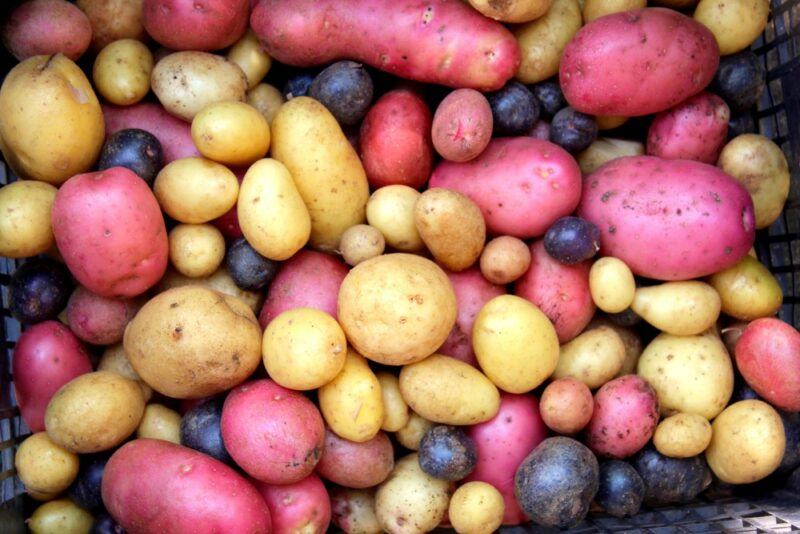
[
  {"left": 154, "top": 157, "right": 239, "bottom": 223},
  {"left": 631, "top": 281, "right": 721, "bottom": 336},
  {"left": 706, "top": 400, "right": 785, "bottom": 484},
  {"left": 136, "top": 404, "right": 181, "bottom": 444},
  {"left": 395, "top": 411, "right": 434, "bottom": 451},
  {"left": 589, "top": 257, "right": 635, "bottom": 313},
  {"left": 479, "top": 236, "right": 531, "bottom": 285},
  {"left": 653, "top": 413, "right": 712, "bottom": 458},
  {"left": 191, "top": 101, "right": 270, "bottom": 166},
  {"left": 449, "top": 481, "right": 505, "bottom": 534},
  {"left": 331, "top": 488, "right": 381, "bottom": 534},
  {"left": 637, "top": 331, "right": 733, "bottom": 419},
  {"left": 467, "top": 0, "right": 553, "bottom": 22},
  {"left": 247, "top": 83, "right": 285, "bottom": 126},
  {"left": 226, "top": 29, "right": 271, "bottom": 89},
  {"left": 514, "top": 0, "right": 583, "bottom": 84},
  {"left": 399, "top": 354, "right": 500, "bottom": 425},
  {"left": 156, "top": 267, "right": 263, "bottom": 313},
  {"left": 15, "top": 432, "right": 79, "bottom": 495},
  {"left": 340, "top": 224, "right": 385, "bottom": 266},
  {"left": 0, "top": 55, "right": 104, "bottom": 185},
  {"left": 553, "top": 326, "right": 625, "bottom": 389},
  {"left": 28, "top": 499, "right": 93, "bottom": 534},
  {"left": 0, "top": 181, "right": 57, "bottom": 258},
  {"left": 708, "top": 255, "right": 783, "bottom": 321},
  {"left": 577, "top": 138, "right": 645, "bottom": 174},
  {"left": 473, "top": 295, "right": 559, "bottom": 393},
  {"left": 92, "top": 38, "right": 153, "bottom": 105},
  {"left": 586, "top": 317, "right": 642, "bottom": 377},
  {"left": 271, "top": 96, "right": 370, "bottom": 251},
  {"left": 98, "top": 343, "right": 153, "bottom": 401},
  {"left": 366, "top": 185, "right": 424, "bottom": 252},
  {"left": 596, "top": 115, "right": 628, "bottom": 130},
  {"left": 28, "top": 490, "right": 59, "bottom": 502},
  {"left": 319, "top": 349, "right": 384, "bottom": 443},
  {"left": 376, "top": 372, "right": 410, "bottom": 432},
  {"left": 694, "top": 0, "right": 769, "bottom": 55},
  {"left": 582, "top": 0, "right": 645, "bottom": 21},
  {"left": 168, "top": 224, "right": 225, "bottom": 278}
]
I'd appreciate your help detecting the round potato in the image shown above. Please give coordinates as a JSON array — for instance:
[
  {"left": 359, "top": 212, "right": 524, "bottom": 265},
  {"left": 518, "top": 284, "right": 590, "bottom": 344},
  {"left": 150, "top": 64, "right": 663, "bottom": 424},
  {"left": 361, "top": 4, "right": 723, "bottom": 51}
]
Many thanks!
[
  {"left": 28, "top": 498, "right": 93, "bottom": 534},
  {"left": 589, "top": 257, "right": 636, "bottom": 313},
  {"left": 247, "top": 83, "right": 285, "bottom": 126},
  {"left": 694, "top": 0, "right": 769, "bottom": 55},
  {"left": 226, "top": 29, "right": 271, "bottom": 89},
  {"left": 136, "top": 403, "right": 181, "bottom": 443},
  {"left": 467, "top": 0, "right": 552, "bottom": 22},
  {"left": 340, "top": 224, "right": 385, "bottom": 267},
  {"left": 431, "top": 88, "right": 493, "bottom": 163},
  {"left": 0, "top": 181, "right": 57, "bottom": 258},
  {"left": 449, "top": 481, "right": 505, "bottom": 534},
  {"left": 316, "top": 429, "right": 394, "bottom": 489},
  {"left": 514, "top": 0, "right": 583, "bottom": 84},
  {"left": 540, "top": 377, "right": 594, "bottom": 434},
  {"left": 191, "top": 101, "right": 270, "bottom": 166},
  {"left": 44, "top": 371, "right": 145, "bottom": 453},
  {"left": 168, "top": 224, "right": 225, "bottom": 278},
  {"left": 330, "top": 488, "right": 381, "bottom": 534},
  {"left": 154, "top": 157, "right": 239, "bottom": 223},
  {"left": 15, "top": 432, "right": 79, "bottom": 495},
  {"left": 366, "top": 185, "right": 424, "bottom": 252},
  {"left": 395, "top": 411, "right": 434, "bottom": 451},
  {"left": 92, "top": 38, "right": 153, "bottom": 105},
  {"left": 708, "top": 255, "right": 783, "bottom": 321},
  {"left": 156, "top": 267, "right": 263, "bottom": 313},
  {"left": 631, "top": 281, "right": 721, "bottom": 336},
  {"left": 377, "top": 372, "right": 409, "bottom": 432},
  {"left": 98, "top": 343, "right": 152, "bottom": 401},
  {"left": 582, "top": 0, "right": 645, "bottom": 22},
  {"left": 553, "top": 326, "right": 626, "bottom": 389},
  {"left": 479, "top": 236, "right": 531, "bottom": 285},
  {"left": 653, "top": 413, "right": 712, "bottom": 458}
]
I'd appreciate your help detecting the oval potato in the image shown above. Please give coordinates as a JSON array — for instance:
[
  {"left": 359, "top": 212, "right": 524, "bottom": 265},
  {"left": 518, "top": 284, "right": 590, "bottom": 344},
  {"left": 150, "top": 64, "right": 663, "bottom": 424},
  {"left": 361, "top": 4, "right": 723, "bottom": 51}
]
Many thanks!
[
  {"left": 708, "top": 255, "right": 783, "bottom": 321},
  {"left": 0, "top": 181, "right": 57, "bottom": 258},
  {"left": 28, "top": 498, "right": 93, "bottom": 534},
  {"left": 226, "top": 29, "right": 271, "bottom": 89},
  {"left": 377, "top": 372, "right": 410, "bottom": 433},
  {"left": 694, "top": 0, "right": 769, "bottom": 55},
  {"left": 467, "top": 0, "right": 553, "bottom": 22},
  {"left": 154, "top": 157, "right": 239, "bottom": 223},
  {"left": 589, "top": 257, "right": 636, "bottom": 313},
  {"left": 92, "top": 38, "right": 153, "bottom": 105},
  {"left": 514, "top": 0, "right": 583, "bottom": 84},
  {"left": 653, "top": 413, "right": 712, "bottom": 458},
  {"left": 168, "top": 223, "right": 225, "bottom": 278},
  {"left": 449, "top": 481, "right": 505, "bottom": 534},
  {"left": 191, "top": 101, "right": 270, "bottom": 166},
  {"left": 553, "top": 326, "right": 626, "bottom": 389},
  {"left": 15, "top": 432, "right": 79, "bottom": 495},
  {"left": 366, "top": 185, "right": 424, "bottom": 252},
  {"left": 631, "top": 281, "right": 721, "bottom": 336}
]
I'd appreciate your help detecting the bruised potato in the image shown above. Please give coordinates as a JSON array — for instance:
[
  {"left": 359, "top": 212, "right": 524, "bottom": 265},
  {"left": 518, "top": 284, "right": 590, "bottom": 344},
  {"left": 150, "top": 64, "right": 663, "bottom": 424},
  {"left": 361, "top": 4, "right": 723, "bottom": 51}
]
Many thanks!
[
  {"left": 154, "top": 157, "right": 239, "bottom": 223},
  {"left": 653, "top": 413, "right": 712, "bottom": 458},
  {"left": 366, "top": 185, "right": 424, "bottom": 252},
  {"left": 331, "top": 487, "right": 382, "bottom": 534},
  {"left": 92, "top": 38, "right": 153, "bottom": 105},
  {"left": 168, "top": 224, "right": 225, "bottom": 278},
  {"left": 0, "top": 181, "right": 57, "bottom": 258},
  {"left": 191, "top": 101, "right": 270, "bottom": 166},
  {"left": 553, "top": 326, "right": 626, "bottom": 389},
  {"left": 15, "top": 432, "right": 79, "bottom": 495},
  {"left": 631, "top": 281, "right": 721, "bottom": 336}
]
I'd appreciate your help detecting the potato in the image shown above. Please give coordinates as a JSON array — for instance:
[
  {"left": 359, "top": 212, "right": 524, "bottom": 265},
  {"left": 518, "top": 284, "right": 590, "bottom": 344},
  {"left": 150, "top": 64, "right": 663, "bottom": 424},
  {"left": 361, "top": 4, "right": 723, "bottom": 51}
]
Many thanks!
[
  {"left": 468, "top": 0, "right": 552, "bottom": 22},
  {"left": 191, "top": 101, "right": 270, "bottom": 166},
  {"left": 553, "top": 326, "right": 626, "bottom": 389},
  {"left": 252, "top": 474, "right": 331, "bottom": 533},
  {"left": 630, "top": 281, "right": 721, "bottom": 336},
  {"left": 718, "top": 134, "right": 791, "bottom": 229},
  {"left": 340, "top": 225, "right": 385, "bottom": 266},
  {"left": 582, "top": 0, "right": 645, "bottom": 21},
  {"left": 123, "top": 286, "right": 262, "bottom": 399},
  {"left": 415, "top": 188, "right": 486, "bottom": 272},
  {"left": 151, "top": 52, "right": 248, "bottom": 121},
  {"left": 154, "top": 157, "right": 239, "bottom": 223},
  {"left": 0, "top": 54, "right": 104, "bottom": 185},
  {"left": 0, "top": 181, "right": 57, "bottom": 258},
  {"left": 399, "top": 354, "right": 500, "bottom": 425},
  {"left": 395, "top": 411, "right": 434, "bottom": 451},
  {"left": 66, "top": 286, "right": 141, "bottom": 345},
  {"left": 653, "top": 413, "right": 712, "bottom": 458},
  {"left": 473, "top": 295, "right": 559, "bottom": 393},
  {"left": 44, "top": 371, "right": 145, "bottom": 453},
  {"left": 479, "top": 236, "right": 530, "bottom": 285},
  {"left": 271, "top": 97, "right": 370, "bottom": 251},
  {"left": 694, "top": 0, "right": 769, "bottom": 55},
  {"left": 514, "top": 0, "right": 583, "bottom": 84},
  {"left": 136, "top": 404, "right": 181, "bottom": 444},
  {"left": 316, "top": 429, "right": 394, "bottom": 489},
  {"left": 319, "top": 349, "right": 384, "bottom": 442},
  {"left": 449, "top": 481, "right": 505, "bottom": 534},
  {"left": 431, "top": 88, "right": 493, "bottom": 163},
  {"left": 2, "top": 0, "right": 91, "bottom": 61},
  {"left": 226, "top": 30, "right": 271, "bottom": 89},
  {"left": 705, "top": 400, "right": 785, "bottom": 483},
  {"left": 577, "top": 138, "right": 645, "bottom": 175},
  {"left": 637, "top": 331, "right": 734, "bottom": 419},
  {"left": 589, "top": 257, "right": 636, "bottom": 313},
  {"left": 377, "top": 372, "right": 409, "bottom": 432},
  {"left": 28, "top": 498, "right": 93, "bottom": 534},
  {"left": 157, "top": 267, "right": 263, "bottom": 314},
  {"left": 247, "top": 83, "right": 285, "bottom": 126},
  {"left": 708, "top": 255, "right": 783, "bottom": 320},
  {"left": 168, "top": 224, "right": 225, "bottom": 279},
  {"left": 366, "top": 185, "right": 424, "bottom": 252},
  {"left": 142, "top": 0, "right": 249, "bottom": 51},
  {"left": 98, "top": 344, "right": 152, "bottom": 401},
  {"left": 540, "top": 378, "right": 594, "bottom": 434},
  {"left": 586, "top": 317, "right": 643, "bottom": 377},
  {"left": 596, "top": 115, "right": 629, "bottom": 130},
  {"left": 92, "top": 39, "right": 153, "bottom": 105},
  {"left": 15, "top": 432, "right": 79, "bottom": 495},
  {"left": 338, "top": 254, "right": 457, "bottom": 365},
  {"left": 237, "top": 158, "right": 310, "bottom": 261},
  {"left": 331, "top": 488, "right": 381, "bottom": 534},
  {"left": 76, "top": 0, "right": 145, "bottom": 53}
]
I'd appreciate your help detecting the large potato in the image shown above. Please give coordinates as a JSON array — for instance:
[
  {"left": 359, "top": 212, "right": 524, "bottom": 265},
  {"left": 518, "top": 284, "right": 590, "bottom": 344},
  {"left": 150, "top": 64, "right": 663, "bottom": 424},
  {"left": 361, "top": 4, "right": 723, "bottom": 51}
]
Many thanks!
[
  {"left": 694, "top": 0, "right": 769, "bottom": 55},
  {"left": 630, "top": 281, "right": 721, "bottom": 336},
  {"left": 553, "top": 326, "right": 626, "bottom": 389},
  {"left": 338, "top": 254, "right": 457, "bottom": 365},
  {"left": 514, "top": 0, "right": 583, "bottom": 84},
  {"left": 366, "top": 185, "right": 424, "bottom": 252},
  {"left": 154, "top": 157, "right": 239, "bottom": 224},
  {"left": 0, "top": 181, "right": 57, "bottom": 258}
]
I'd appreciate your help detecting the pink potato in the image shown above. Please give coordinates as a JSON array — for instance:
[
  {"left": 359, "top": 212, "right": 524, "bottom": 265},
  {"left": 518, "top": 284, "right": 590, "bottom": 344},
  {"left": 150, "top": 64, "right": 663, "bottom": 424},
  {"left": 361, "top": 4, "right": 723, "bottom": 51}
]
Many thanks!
[
  {"left": 540, "top": 378, "right": 594, "bottom": 435},
  {"left": 251, "top": 0, "right": 520, "bottom": 91},
  {"left": 585, "top": 375, "right": 659, "bottom": 459},
  {"left": 560, "top": 8, "right": 719, "bottom": 116},
  {"left": 52, "top": 167, "right": 169, "bottom": 298},
  {"left": 221, "top": 380, "right": 325, "bottom": 485},
  {"left": 429, "top": 137, "right": 582, "bottom": 238},
  {"left": 735, "top": 318, "right": 800, "bottom": 412},
  {"left": 12, "top": 321, "right": 92, "bottom": 432},
  {"left": 2, "top": 0, "right": 92, "bottom": 61},
  {"left": 577, "top": 155, "right": 756, "bottom": 280},
  {"left": 431, "top": 89, "right": 493, "bottom": 163},
  {"left": 258, "top": 250, "right": 349, "bottom": 328},
  {"left": 515, "top": 241, "right": 594, "bottom": 343},
  {"left": 142, "top": 0, "right": 249, "bottom": 51},
  {"left": 315, "top": 429, "right": 394, "bottom": 489},
  {"left": 647, "top": 92, "right": 730, "bottom": 164},
  {"left": 102, "top": 439, "right": 271, "bottom": 534},
  {"left": 466, "top": 393, "right": 549, "bottom": 525},
  {"left": 253, "top": 474, "right": 331, "bottom": 534},
  {"left": 438, "top": 267, "right": 505, "bottom": 367},
  {"left": 66, "top": 286, "right": 141, "bottom": 345}
]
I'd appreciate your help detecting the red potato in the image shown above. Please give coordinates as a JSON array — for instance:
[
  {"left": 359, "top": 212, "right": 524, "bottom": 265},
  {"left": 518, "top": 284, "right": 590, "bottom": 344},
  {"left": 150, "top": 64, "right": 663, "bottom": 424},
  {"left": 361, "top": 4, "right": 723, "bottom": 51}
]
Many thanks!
[
  {"left": 251, "top": 0, "right": 521, "bottom": 91},
  {"left": 359, "top": 89, "right": 433, "bottom": 189},
  {"left": 735, "top": 318, "right": 800, "bottom": 412},
  {"left": 515, "top": 241, "right": 594, "bottom": 343},
  {"left": 560, "top": 8, "right": 719, "bottom": 116},
  {"left": 142, "top": 0, "right": 249, "bottom": 51},
  {"left": 221, "top": 380, "right": 325, "bottom": 485},
  {"left": 66, "top": 286, "right": 141, "bottom": 345},
  {"left": 254, "top": 474, "right": 331, "bottom": 534},
  {"left": 12, "top": 321, "right": 92, "bottom": 432},
  {"left": 438, "top": 267, "right": 505, "bottom": 367},
  {"left": 76, "top": 0, "right": 146, "bottom": 53},
  {"left": 2, "top": 0, "right": 92, "bottom": 61},
  {"left": 647, "top": 92, "right": 730, "bottom": 164},
  {"left": 466, "top": 393, "right": 549, "bottom": 525},
  {"left": 258, "top": 250, "right": 349, "bottom": 328},
  {"left": 52, "top": 167, "right": 169, "bottom": 298},
  {"left": 429, "top": 137, "right": 582, "bottom": 239},
  {"left": 585, "top": 375, "right": 659, "bottom": 459},
  {"left": 102, "top": 439, "right": 271, "bottom": 534},
  {"left": 432, "top": 89, "right": 493, "bottom": 163},
  {"left": 577, "top": 156, "right": 756, "bottom": 280},
  {"left": 315, "top": 429, "right": 394, "bottom": 489}
]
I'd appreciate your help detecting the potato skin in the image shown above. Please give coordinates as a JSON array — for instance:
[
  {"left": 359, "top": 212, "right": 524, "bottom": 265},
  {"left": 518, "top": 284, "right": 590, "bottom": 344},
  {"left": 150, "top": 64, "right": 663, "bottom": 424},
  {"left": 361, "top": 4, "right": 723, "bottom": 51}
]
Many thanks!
[
  {"left": 142, "top": 0, "right": 249, "bottom": 51},
  {"left": 480, "top": 236, "right": 531, "bottom": 285},
  {"left": 253, "top": 474, "right": 331, "bottom": 534},
  {"left": 2, "top": 0, "right": 91, "bottom": 61},
  {"left": 694, "top": 0, "right": 769, "bottom": 56},
  {"left": 588, "top": 257, "right": 635, "bottom": 313},
  {"left": 540, "top": 378, "right": 594, "bottom": 434},
  {"left": 469, "top": 0, "right": 552, "bottom": 22},
  {"left": 191, "top": 101, "right": 270, "bottom": 167},
  {"left": 315, "top": 429, "right": 394, "bottom": 489},
  {"left": 653, "top": 413, "right": 712, "bottom": 458},
  {"left": 366, "top": 185, "right": 424, "bottom": 252},
  {"left": 155, "top": 157, "right": 240, "bottom": 224},
  {"left": 431, "top": 89, "right": 493, "bottom": 163},
  {"left": 554, "top": 327, "right": 626, "bottom": 389},
  {"left": 28, "top": 498, "right": 93, "bottom": 533},
  {"left": 630, "top": 281, "right": 721, "bottom": 336},
  {"left": 66, "top": 286, "right": 141, "bottom": 345},
  {"left": 331, "top": 488, "right": 382, "bottom": 534},
  {"left": 449, "top": 481, "right": 505, "bottom": 534},
  {"left": 514, "top": 0, "right": 583, "bottom": 85},
  {"left": 15, "top": 432, "right": 79, "bottom": 495},
  {"left": 92, "top": 38, "right": 153, "bottom": 106},
  {"left": 76, "top": 0, "right": 146, "bottom": 53},
  {"left": 0, "top": 180, "right": 57, "bottom": 258}
]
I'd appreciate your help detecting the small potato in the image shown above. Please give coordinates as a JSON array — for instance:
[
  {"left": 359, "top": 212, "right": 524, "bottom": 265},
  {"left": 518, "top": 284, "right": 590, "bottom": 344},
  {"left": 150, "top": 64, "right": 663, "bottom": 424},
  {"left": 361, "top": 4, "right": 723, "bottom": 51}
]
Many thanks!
[
  {"left": 0, "top": 181, "right": 57, "bottom": 258},
  {"left": 66, "top": 286, "right": 141, "bottom": 345},
  {"left": 582, "top": 0, "right": 645, "bottom": 22},
  {"left": 226, "top": 30, "right": 271, "bottom": 89},
  {"left": 589, "top": 257, "right": 636, "bottom": 314},
  {"left": 479, "top": 236, "right": 531, "bottom": 284},
  {"left": 596, "top": 116, "right": 628, "bottom": 130},
  {"left": 247, "top": 83, "right": 285, "bottom": 126},
  {"left": 15, "top": 432, "right": 79, "bottom": 495},
  {"left": 136, "top": 403, "right": 181, "bottom": 443},
  {"left": 340, "top": 224, "right": 385, "bottom": 266},
  {"left": 378, "top": 372, "right": 410, "bottom": 432},
  {"left": 154, "top": 157, "right": 239, "bottom": 223},
  {"left": 631, "top": 281, "right": 721, "bottom": 336},
  {"left": 653, "top": 413, "right": 712, "bottom": 458},
  {"left": 514, "top": 0, "right": 583, "bottom": 84},
  {"left": 366, "top": 186, "right": 423, "bottom": 252},
  {"left": 694, "top": 0, "right": 769, "bottom": 55},
  {"left": 331, "top": 488, "right": 382, "bottom": 534},
  {"left": 540, "top": 377, "right": 594, "bottom": 434},
  {"left": 449, "top": 481, "right": 505, "bottom": 534},
  {"left": 553, "top": 326, "right": 626, "bottom": 389},
  {"left": 92, "top": 39, "right": 153, "bottom": 105},
  {"left": 577, "top": 138, "right": 645, "bottom": 175},
  {"left": 395, "top": 411, "right": 434, "bottom": 451},
  {"left": 157, "top": 267, "right": 263, "bottom": 313},
  {"left": 168, "top": 224, "right": 225, "bottom": 278},
  {"left": 708, "top": 255, "right": 783, "bottom": 321},
  {"left": 98, "top": 344, "right": 152, "bottom": 401},
  {"left": 316, "top": 430, "right": 394, "bottom": 489},
  {"left": 586, "top": 317, "right": 642, "bottom": 377},
  {"left": 191, "top": 101, "right": 270, "bottom": 166},
  {"left": 431, "top": 89, "right": 493, "bottom": 163},
  {"left": 467, "top": 0, "right": 552, "bottom": 22},
  {"left": 28, "top": 498, "right": 93, "bottom": 534}
]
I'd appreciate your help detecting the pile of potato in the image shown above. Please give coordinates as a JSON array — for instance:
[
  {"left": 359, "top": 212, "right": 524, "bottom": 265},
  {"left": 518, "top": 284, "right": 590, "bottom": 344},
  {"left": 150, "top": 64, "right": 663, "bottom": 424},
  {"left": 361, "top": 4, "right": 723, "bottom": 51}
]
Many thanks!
[{"left": 0, "top": 0, "right": 797, "bottom": 532}]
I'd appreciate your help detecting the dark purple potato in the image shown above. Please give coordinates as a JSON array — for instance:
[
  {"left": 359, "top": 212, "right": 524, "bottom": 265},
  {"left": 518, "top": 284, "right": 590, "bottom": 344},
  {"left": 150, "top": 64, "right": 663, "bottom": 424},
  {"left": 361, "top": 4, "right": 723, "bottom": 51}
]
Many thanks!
[
  {"left": 98, "top": 129, "right": 163, "bottom": 184},
  {"left": 68, "top": 452, "right": 111, "bottom": 512},
  {"left": 713, "top": 51, "right": 766, "bottom": 112},
  {"left": 544, "top": 216, "right": 600, "bottom": 265},
  {"left": 418, "top": 425, "right": 477, "bottom": 482},
  {"left": 308, "top": 61, "right": 374, "bottom": 126},
  {"left": 488, "top": 81, "right": 540, "bottom": 136},
  {"left": 631, "top": 445, "right": 711, "bottom": 506},
  {"left": 9, "top": 258, "right": 72, "bottom": 323},
  {"left": 225, "top": 238, "right": 279, "bottom": 291},
  {"left": 180, "top": 398, "right": 232, "bottom": 464},
  {"left": 90, "top": 513, "right": 127, "bottom": 534},
  {"left": 531, "top": 81, "right": 566, "bottom": 118},
  {"left": 550, "top": 107, "right": 598, "bottom": 153},
  {"left": 282, "top": 70, "right": 316, "bottom": 100},
  {"left": 596, "top": 460, "right": 644, "bottom": 518}
]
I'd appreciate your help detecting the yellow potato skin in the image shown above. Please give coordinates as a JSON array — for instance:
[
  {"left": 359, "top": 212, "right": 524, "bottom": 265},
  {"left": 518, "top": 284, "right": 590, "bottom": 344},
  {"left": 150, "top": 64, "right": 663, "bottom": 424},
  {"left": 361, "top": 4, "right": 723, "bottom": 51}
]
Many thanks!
[
  {"left": 226, "top": 29, "right": 271, "bottom": 89},
  {"left": 247, "top": 83, "right": 285, "bottom": 126},
  {"left": 168, "top": 224, "right": 225, "bottom": 279},
  {"left": 553, "top": 326, "right": 626, "bottom": 389},
  {"left": 136, "top": 404, "right": 181, "bottom": 444},
  {"left": 514, "top": 0, "right": 583, "bottom": 84},
  {"left": 377, "top": 372, "right": 410, "bottom": 432},
  {"left": 653, "top": 413, "right": 712, "bottom": 458},
  {"left": 366, "top": 185, "right": 424, "bottom": 252},
  {"left": 395, "top": 411, "right": 434, "bottom": 451},
  {"left": 92, "top": 38, "right": 153, "bottom": 105},
  {"left": 154, "top": 157, "right": 239, "bottom": 223},
  {"left": 631, "top": 281, "right": 721, "bottom": 336},
  {"left": 28, "top": 498, "right": 93, "bottom": 534},
  {"left": 156, "top": 267, "right": 263, "bottom": 314},
  {"left": 98, "top": 344, "right": 153, "bottom": 402},
  {"left": 582, "top": 0, "right": 645, "bottom": 22},
  {"left": 449, "top": 481, "right": 505, "bottom": 534},
  {"left": 468, "top": 0, "right": 553, "bottom": 22},
  {"left": 15, "top": 432, "right": 79, "bottom": 495},
  {"left": 0, "top": 181, "right": 57, "bottom": 258},
  {"left": 694, "top": 0, "right": 769, "bottom": 55},
  {"left": 589, "top": 257, "right": 636, "bottom": 313},
  {"left": 191, "top": 101, "right": 270, "bottom": 166},
  {"left": 708, "top": 255, "right": 783, "bottom": 321}
]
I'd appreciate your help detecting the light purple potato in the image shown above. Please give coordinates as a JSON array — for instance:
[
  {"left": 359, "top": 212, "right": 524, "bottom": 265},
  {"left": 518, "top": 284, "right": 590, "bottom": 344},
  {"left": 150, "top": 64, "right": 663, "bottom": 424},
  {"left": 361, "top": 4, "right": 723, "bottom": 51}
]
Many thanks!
[
  {"left": 647, "top": 92, "right": 730, "bottom": 163},
  {"left": 2, "top": 0, "right": 92, "bottom": 61}
]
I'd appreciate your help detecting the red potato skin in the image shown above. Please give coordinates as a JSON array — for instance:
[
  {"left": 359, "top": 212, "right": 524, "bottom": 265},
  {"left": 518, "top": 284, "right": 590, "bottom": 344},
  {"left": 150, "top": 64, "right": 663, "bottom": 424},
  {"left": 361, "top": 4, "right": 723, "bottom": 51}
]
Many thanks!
[
  {"left": 560, "top": 8, "right": 719, "bottom": 116},
  {"left": 647, "top": 92, "right": 730, "bottom": 164},
  {"left": 515, "top": 241, "right": 594, "bottom": 343},
  {"left": 66, "top": 286, "right": 141, "bottom": 345},
  {"left": 315, "top": 429, "right": 394, "bottom": 489},
  {"left": 102, "top": 439, "right": 271, "bottom": 534},
  {"left": 2, "top": 0, "right": 91, "bottom": 61},
  {"left": 142, "top": 0, "right": 249, "bottom": 51},
  {"left": 52, "top": 167, "right": 168, "bottom": 298},
  {"left": 735, "top": 318, "right": 800, "bottom": 412},
  {"left": 465, "top": 393, "right": 549, "bottom": 525},
  {"left": 221, "top": 380, "right": 325, "bottom": 485},
  {"left": 577, "top": 155, "right": 756, "bottom": 280},
  {"left": 429, "top": 138, "right": 582, "bottom": 238},
  {"left": 585, "top": 375, "right": 659, "bottom": 459},
  {"left": 431, "top": 88, "right": 493, "bottom": 163},
  {"left": 359, "top": 89, "right": 433, "bottom": 189},
  {"left": 253, "top": 474, "right": 331, "bottom": 534},
  {"left": 438, "top": 267, "right": 505, "bottom": 367},
  {"left": 12, "top": 321, "right": 92, "bottom": 432},
  {"left": 251, "top": 0, "right": 521, "bottom": 91}
]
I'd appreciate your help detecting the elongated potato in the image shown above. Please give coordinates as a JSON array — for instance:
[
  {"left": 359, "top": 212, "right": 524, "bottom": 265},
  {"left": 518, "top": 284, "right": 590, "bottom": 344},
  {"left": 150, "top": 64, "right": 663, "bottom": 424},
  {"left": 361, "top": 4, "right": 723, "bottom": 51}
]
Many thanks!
[
  {"left": 514, "top": 0, "right": 583, "bottom": 84},
  {"left": 653, "top": 413, "right": 712, "bottom": 458},
  {"left": 589, "top": 257, "right": 636, "bottom": 313},
  {"left": 226, "top": 30, "right": 271, "bottom": 89},
  {"left": 631, "top": 281, "right": 721, "bottom": 336},
  {"left": 377, "top": 372, "right": 409, "bottom": 433},
  {"left": 553, "top": 326, "right": 626, "bottom": 389}
]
